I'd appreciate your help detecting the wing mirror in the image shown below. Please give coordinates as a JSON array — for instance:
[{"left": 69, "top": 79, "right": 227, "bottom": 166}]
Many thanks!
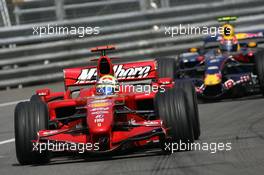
[
  {"left": 36, "top": 88, "right": 50, "bottom": 96},
  {"left": 248, "top": 42, "right": 257, "bottom": 48},
  {"left": 189, "top": 47, "right": 199, "bottom": 53}
]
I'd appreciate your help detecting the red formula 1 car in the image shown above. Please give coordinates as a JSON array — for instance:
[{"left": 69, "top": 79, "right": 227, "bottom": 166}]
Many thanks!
[{"left": 14, "top": 46, "right": 200, "bottom": 165}]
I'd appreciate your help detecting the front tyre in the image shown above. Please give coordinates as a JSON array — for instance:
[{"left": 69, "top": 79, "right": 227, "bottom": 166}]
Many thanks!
[
  {"left": 175, "top": 80, "right": 200, "bottom": 140},
  {"left": 14, "top": 101, "right": 50, "bottom": 165},
  {"left": 256, "top": 51, "right": 264, "bottom": 96},
  {"left": 157, "top": 58, "right": 177, "bottom": 79},
  {"left": 155, "top": 88, "right": 194, "bottom": 153},
  {"left": 30, "top": 94, "right": 42, "bottom": 102}
]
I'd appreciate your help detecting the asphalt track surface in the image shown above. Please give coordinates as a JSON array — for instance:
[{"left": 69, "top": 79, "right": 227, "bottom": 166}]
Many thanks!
[{"left": 0, "top": 82, "right": 264, "bottom": 175}]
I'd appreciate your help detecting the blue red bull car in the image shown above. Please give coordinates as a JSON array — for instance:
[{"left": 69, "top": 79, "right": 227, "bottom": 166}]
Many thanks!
[{"left": 177, "top": 17, "right": 264, "bottom": 100}]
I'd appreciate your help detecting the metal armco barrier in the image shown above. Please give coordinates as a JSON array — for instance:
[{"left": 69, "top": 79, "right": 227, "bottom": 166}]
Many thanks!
[{"left": 0, "top": 0, "right": 264, "bottom": 89}]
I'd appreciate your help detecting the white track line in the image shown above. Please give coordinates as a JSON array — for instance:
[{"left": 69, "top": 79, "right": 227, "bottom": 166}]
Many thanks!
[
  {"left": 0, "top": 138, "right": 15, "bottom": 145},
  {"left": 0, "top": 99, "right": 28, "bottom": 108}
]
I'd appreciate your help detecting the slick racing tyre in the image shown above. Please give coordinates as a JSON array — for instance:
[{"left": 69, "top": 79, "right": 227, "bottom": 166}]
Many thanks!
[
  {"left": 14, "top": 101, "right": 50, "bottom": 165},
  {"left": 256, "top": 50, "right": 264, "bottom": 96},
  {"left": 30, "top": 94, "right": 42, "bottom": 102},
  {"left": 155, "top": 87, "right": 194, "bottom": 153},
  {"left": 157, "top": 58, "right": 177, "bottom": 79},
  {"left": 175, "top": 80, "right": 200, "bottom": 140}
]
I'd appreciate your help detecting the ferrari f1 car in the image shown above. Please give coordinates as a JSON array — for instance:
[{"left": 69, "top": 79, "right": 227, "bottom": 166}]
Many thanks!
[
  {"left": 14, "top": 46, "right": 200, "bottom": 165},
  {"left": 177, "top": 16, "right": 264, "bottom": 99}
]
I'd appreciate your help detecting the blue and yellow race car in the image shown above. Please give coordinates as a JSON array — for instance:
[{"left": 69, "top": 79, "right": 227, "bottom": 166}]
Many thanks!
[{"left": 177, "top": 16, "right": 264, "bottom": 100}]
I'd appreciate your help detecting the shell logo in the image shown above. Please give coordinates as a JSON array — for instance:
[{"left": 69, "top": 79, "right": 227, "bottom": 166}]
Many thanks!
[{"left": 90, "top": 102, "right": 110, "bottom": 108}]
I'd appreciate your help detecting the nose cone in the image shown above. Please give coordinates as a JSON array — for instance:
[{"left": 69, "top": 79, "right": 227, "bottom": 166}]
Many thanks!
[
  {"left": 204, "top": 74, "right": 222, "bottom": 86},
  {"left": 87, "top": 98, "right": 114, "bottom": 135}
]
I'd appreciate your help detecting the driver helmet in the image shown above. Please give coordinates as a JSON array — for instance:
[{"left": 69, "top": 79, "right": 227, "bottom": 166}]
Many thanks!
[
  {"left": 219, "top": 24, "right": 239, "bottom": 52},
  {"left": 96, "top": 75, "right": 118, "bottom": 95},
  {"left": 219, "top": 37, "right": 239, "bottom": 52}
]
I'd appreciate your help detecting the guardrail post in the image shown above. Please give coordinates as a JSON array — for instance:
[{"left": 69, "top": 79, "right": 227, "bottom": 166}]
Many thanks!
[
  {"left": 0, "top": 0, "right": 5, "bottom": 26},
  {"left": 12, "top": 0, "right": 22, "bottom": 25},
  {"left": 139, "top": 0, "right": 149, "bottom": 11},
  {"left": 1, "top": 0, "right": 15, "bottom": 48},
  {"left": 13, "top": 5, "right": 20, "bottom": 25},
  {"left": 0, "top": 0, "right": 11, "bottom": 26},
  {"left": 160, "top": 0, "right": 170, "bottom": 8},
  {"left": 55, "top": 0, "right": 65, "bottom": 21}
]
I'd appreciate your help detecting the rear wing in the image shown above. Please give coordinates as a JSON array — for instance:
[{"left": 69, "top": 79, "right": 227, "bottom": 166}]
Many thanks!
[
  {"left": 203, "top": 31, "right": 264, "bottom": 49},
  {"left": 205, "top": 31, "right": 264, "bottom": 42},
  {"left": 204, "top": 16, "right": 264, "bottom": 45},
  {"left": 63, "top": 60, "right": 157, "bottom": 89}
]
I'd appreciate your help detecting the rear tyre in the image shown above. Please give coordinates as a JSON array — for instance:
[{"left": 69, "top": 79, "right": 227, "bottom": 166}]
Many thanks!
[
  {"left": 155, "top": 88, "right": 194, "bottom": 153},
  {"left": 175, "top": 80, "right": 200, "bottom": 140},
  {"left": 14, "top": 101, "right": 50, "bottom": 165},
  {"left": 255, "top": 51, "right": 264, "bottom": 96},
  {"left": 157, "top": 58, "right": 177, "bottom": 79}
]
